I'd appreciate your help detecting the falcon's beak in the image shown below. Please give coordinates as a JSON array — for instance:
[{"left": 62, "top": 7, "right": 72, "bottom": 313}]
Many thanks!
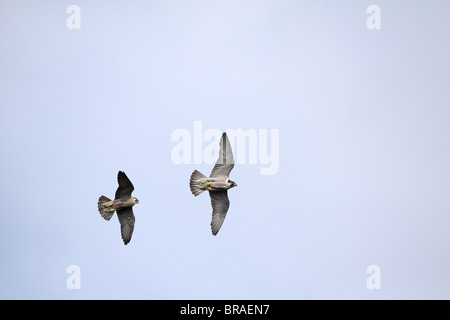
[{"left": 233, "top": 182, "right": 237, "bottom": 186}]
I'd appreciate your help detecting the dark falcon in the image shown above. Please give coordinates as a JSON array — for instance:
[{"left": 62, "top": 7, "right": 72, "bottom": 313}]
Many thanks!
[{"left": 98, "top": 171, "right": 139, "bottom": 245}]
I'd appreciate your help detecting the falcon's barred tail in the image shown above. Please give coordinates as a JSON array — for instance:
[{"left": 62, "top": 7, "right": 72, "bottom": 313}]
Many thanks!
[
  {"left": 190, "top": 170, "right": 207, "bottom": 196},
  {"left": 98, "top": 195, "right": 115, "bottom": 221}
]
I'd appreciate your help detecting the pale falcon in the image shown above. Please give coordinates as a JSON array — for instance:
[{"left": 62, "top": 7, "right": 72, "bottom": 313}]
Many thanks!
[
  {"left": 98, "top": 171, "right": 139, "bottom": 245},
  {"left": 189, "top": 132, "right": 237, "bottom": 235}
]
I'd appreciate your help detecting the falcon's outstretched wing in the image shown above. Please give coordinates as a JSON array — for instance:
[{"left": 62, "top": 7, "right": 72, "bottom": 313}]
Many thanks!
[
  {"left": 115, "top": 171, "right": 134, "bottom": 199},
  {"left": 116, "top": 207, "right": 135, "bottom": 245},
  {"left": 209, "top": 190, "right": 230, "bottom": 235},
  {"left": 210, "top": 132, "right": 234, "bottom": 178}
]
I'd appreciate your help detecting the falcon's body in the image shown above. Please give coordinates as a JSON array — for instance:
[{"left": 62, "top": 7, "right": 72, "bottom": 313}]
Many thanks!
[
  {"left": 98, "top": 171, "right": 139, "bottom": 245},
  {"left": 189, "top": 132, "right": 237, "bottom": 235},
  {"left": 100, "top": 197, "right": 138, "bottom": 213},
  {"left": 191, "top": 175, "right": 234, "bottom": 192}
]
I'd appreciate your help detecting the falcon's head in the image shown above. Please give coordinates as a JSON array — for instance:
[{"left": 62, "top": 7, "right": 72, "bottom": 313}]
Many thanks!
[{"left": 228, "top": 180, "right": 237, "bottom": 189}]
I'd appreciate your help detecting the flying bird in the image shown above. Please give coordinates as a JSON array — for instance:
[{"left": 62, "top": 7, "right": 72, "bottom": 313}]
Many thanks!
[
  {"left": 98, "top": 171, "right": 139, "bottom": 245},
  {"left": 190, "top": 132, "right": 237, "bottom": 235}
]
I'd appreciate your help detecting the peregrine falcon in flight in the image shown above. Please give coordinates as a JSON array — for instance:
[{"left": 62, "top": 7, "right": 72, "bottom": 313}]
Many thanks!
[
  {"left": 98, "top": 171, "right": 139, "bottom": 245},
  {"left": 190, "top": 132, "right": 237, "bottom": 235}
]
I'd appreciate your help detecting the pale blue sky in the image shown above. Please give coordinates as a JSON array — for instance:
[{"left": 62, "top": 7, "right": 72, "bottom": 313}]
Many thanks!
[{"left": 0, "top": 1, "right": 449, "bottom": 299}]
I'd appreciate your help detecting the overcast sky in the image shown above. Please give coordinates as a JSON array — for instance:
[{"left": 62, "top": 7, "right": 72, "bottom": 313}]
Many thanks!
[{"left": 0, "top": 1, "right": 449, "bottom": 299}]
